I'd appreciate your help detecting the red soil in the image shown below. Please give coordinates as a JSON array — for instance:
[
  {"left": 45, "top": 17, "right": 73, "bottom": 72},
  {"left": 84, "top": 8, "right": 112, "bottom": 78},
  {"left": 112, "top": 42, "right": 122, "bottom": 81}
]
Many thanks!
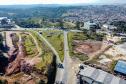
[{"left": 74, "top": 40, "right": 102, "bottom": 55}]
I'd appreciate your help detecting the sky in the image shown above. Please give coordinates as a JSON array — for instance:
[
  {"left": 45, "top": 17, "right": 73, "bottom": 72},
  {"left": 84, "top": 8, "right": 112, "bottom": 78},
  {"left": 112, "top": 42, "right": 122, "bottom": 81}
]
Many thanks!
[{"left": 0, "top": 0, "right": 125, "bottom": 5}]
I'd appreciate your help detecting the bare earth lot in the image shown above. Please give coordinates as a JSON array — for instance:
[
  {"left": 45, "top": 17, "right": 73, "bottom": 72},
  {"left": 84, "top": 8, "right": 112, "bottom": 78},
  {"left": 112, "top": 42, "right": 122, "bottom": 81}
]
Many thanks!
[{"left": 74, "top": 40, "right": 102, "bottom": 55}]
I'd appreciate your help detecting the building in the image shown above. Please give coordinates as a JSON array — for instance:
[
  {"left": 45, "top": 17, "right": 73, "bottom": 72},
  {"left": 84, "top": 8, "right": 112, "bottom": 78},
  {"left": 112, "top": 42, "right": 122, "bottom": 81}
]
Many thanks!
[
  {"left": 78, "top": 64, "right": 126, "bottom": 84},
  {"left": 102, "top": 24, "right": 117, "bottom": 31},
  {"left": 81, "top": 21, "right": 100, "bottom": 32},
  {"left": 0, "top": 17, "right": 14, "bottom": 28},
  {"left": 114, "top": 60, "right": 126, "bottom": 75}
]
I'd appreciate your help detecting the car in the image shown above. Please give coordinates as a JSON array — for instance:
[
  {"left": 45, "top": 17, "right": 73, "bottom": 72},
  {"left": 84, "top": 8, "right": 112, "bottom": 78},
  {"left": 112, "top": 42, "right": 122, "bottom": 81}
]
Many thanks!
[
  {"left": 57, "top": 63, "right": 64, "bottom": 68},
  {"left": 79, "top": 65, "right": 84, "bottom": 69},
  {"left": 79, "top": 64, "right": 87, "bottom": 69},
  {"left": 55, "top": 81, "right": 64, "bottom": 84}
]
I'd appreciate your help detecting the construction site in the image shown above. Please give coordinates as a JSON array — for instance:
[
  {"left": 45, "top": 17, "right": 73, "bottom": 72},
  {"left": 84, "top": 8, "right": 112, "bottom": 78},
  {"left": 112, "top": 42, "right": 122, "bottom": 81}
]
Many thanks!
[
  {"left": 0, "top": 31, "right": 56, "bottom": 84},
  {"left": 70, "top": 32, "right": 126, "bottom": 81}
]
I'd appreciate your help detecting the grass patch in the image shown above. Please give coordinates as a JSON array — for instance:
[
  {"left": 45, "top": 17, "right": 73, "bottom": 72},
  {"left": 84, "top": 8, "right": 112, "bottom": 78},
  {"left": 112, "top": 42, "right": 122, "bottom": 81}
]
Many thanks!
[
  {"left": 21, "top": 33, "right": 38, "bottom": 57},
  {"left": 77, "top": 54, "right": 89, "bottom": 61},
  {"left": 36, "top": 52, "right": 53, "bottom": 70},
  {"left": 109, "top": 60, "right": 117, "bottom": 72},
  {"left": 30, "top": 31, "right": 53, "bottom": 70},
  {"left": 40, "top": 30, "right": 64, "bottom": 62}
]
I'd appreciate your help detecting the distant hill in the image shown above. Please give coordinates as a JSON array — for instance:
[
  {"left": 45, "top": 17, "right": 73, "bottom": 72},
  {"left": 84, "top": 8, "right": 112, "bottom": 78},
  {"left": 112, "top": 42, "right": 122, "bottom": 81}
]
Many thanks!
[
  {"left": 0, "top": 4, "right": 126, "bottom": 22},
  {"left": 0, "top": 4, "right": 65, "bottom": 9}
]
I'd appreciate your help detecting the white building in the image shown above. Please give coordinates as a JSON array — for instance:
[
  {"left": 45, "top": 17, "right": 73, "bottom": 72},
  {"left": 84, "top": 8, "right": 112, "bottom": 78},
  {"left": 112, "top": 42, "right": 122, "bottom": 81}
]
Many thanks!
[
  {"left": 81, "top": 21, "right": 100, "bottom": 33},
  {"left": 0, "top": 17, "right": 14, "bottom": 28},
  {"left": 102, "top": 24, "right": 117, "bottom": 31}
]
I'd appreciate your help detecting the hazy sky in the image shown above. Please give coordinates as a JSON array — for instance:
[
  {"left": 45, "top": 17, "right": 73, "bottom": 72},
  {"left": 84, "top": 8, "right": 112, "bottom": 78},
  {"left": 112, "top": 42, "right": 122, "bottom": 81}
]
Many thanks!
[{"left": 0, "top": 0, "right": 125, "bottom": 5}]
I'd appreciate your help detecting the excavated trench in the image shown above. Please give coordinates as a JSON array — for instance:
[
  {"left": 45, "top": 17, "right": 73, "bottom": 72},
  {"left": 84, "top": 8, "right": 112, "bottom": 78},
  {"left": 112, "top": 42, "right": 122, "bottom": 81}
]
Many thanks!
[
  {"left": 0, "top": 33, "right": 23, "bottom": 75},
  {"left": 5, "top": 33, "right": 39, "bottom": 76},
  {"left": 5, "top": 33, "right": 25, "bottom": 75},
  {"left": 0, "top": 32, "right": 57, "bottom": 83}
]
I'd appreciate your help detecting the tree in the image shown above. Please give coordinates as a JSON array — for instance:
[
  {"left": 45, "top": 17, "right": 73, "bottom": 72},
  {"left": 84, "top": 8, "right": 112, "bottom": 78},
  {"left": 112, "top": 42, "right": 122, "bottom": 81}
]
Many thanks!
[
  {"left": 111, "top": 21, "right": 126, "bottom": 33},
  {"left": 59, "top": 19, "right": 64, "bottom": 29},
  {"left": 0, "top": 34, "right": 4, "bottom": 50},
  {"left": 75, "top": 21, "right": 81, "bottom": 29},
  {"left": 1, "top": 19, "right": 8, "bottom": 25}
]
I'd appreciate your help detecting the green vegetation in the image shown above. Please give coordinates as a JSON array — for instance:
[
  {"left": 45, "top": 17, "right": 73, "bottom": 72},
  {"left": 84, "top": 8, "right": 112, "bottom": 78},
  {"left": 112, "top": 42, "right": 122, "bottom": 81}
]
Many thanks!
[
  {"left": 68, "top": 32, "right": 88, "bottom": 54},
  {"left": 76, "top": 54, "right": 89, "bottom": 61},
  {"left": 63, "top": 22, "right": 76, "bottom": 29},
  {"left": 16, "top": 18, "right": 42, "bottom": 28},
  {"left": 0, "top": 79, "right": 7, "bottom": 84},
  {"left": 36, "top": 52, "right": 53, "bottom": 70},
  {"left": 21, "top": 33, "right": 38, "bottom": 57},
  {"left": 68, "top": 31, "right": 105, "bottom": 61},
  {"left": 16, "top": 17, "right": 76, "bottom": 29},
  {"left": 30, "top": 31, "right": 53, "bottom": 69},
  {"left": 88, "top": 33, "right": 105, "bottom": 41},
  {"left": 68, "top": 32, "right": 89, "bottom": 61},
  {"left": 110, "top": 60, "right": 117, "bottom": 71},
  {"left": 111, "top": 21, "right": 126, "bottom": 33},
  {"left": 87, "top": 59, "right": 99, "bottom": 65},
  {"left": 41, "top": 30, "right": 64, "bottom": 62}
]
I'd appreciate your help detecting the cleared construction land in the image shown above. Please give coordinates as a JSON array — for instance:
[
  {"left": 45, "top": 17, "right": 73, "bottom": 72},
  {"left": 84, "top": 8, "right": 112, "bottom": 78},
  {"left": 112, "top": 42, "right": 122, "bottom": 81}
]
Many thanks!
[
  {"left": 68, "top": 32, "right": 89, "bottom": 61},
  {"left": 68, "top": 32, "right": 106, "bottom": 61},
  {"left": 0, "top": 31, "right": 55, "bottom": 84}
]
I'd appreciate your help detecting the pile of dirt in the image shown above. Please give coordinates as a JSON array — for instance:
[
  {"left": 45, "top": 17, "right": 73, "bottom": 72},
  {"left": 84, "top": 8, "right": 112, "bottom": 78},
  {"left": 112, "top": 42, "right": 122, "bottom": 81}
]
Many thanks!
[{"left": 74, "top": 40, "right": 102, "bottom": 55}]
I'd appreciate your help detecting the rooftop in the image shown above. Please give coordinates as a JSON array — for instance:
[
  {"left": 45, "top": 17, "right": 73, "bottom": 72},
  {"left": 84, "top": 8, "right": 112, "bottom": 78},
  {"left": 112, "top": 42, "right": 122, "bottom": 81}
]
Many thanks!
[
  {"left": 0, "top": 17, "right": 7, "bottom": 20},
  {"left": 78, "top": 64, "right": 126, "bottom": 84},
  {"left": 114, "top": 60, "right": 126, "bottom": 75}
]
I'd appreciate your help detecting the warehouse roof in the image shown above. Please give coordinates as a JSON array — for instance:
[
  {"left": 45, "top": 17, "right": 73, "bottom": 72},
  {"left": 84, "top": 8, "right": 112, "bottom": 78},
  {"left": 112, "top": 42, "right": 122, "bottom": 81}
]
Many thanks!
[
  {"left": 114, "top": 60, "right": 126, "bottom": 75},
  {"left": 78, "top": 64, "right": 126, "bottom": 84}
]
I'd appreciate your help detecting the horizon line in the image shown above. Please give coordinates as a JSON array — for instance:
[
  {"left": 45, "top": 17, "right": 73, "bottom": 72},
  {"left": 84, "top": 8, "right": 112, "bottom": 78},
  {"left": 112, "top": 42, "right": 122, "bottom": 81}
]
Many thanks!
[{"left": 0, "top": 3, "right": 125, "bottom": 6}]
